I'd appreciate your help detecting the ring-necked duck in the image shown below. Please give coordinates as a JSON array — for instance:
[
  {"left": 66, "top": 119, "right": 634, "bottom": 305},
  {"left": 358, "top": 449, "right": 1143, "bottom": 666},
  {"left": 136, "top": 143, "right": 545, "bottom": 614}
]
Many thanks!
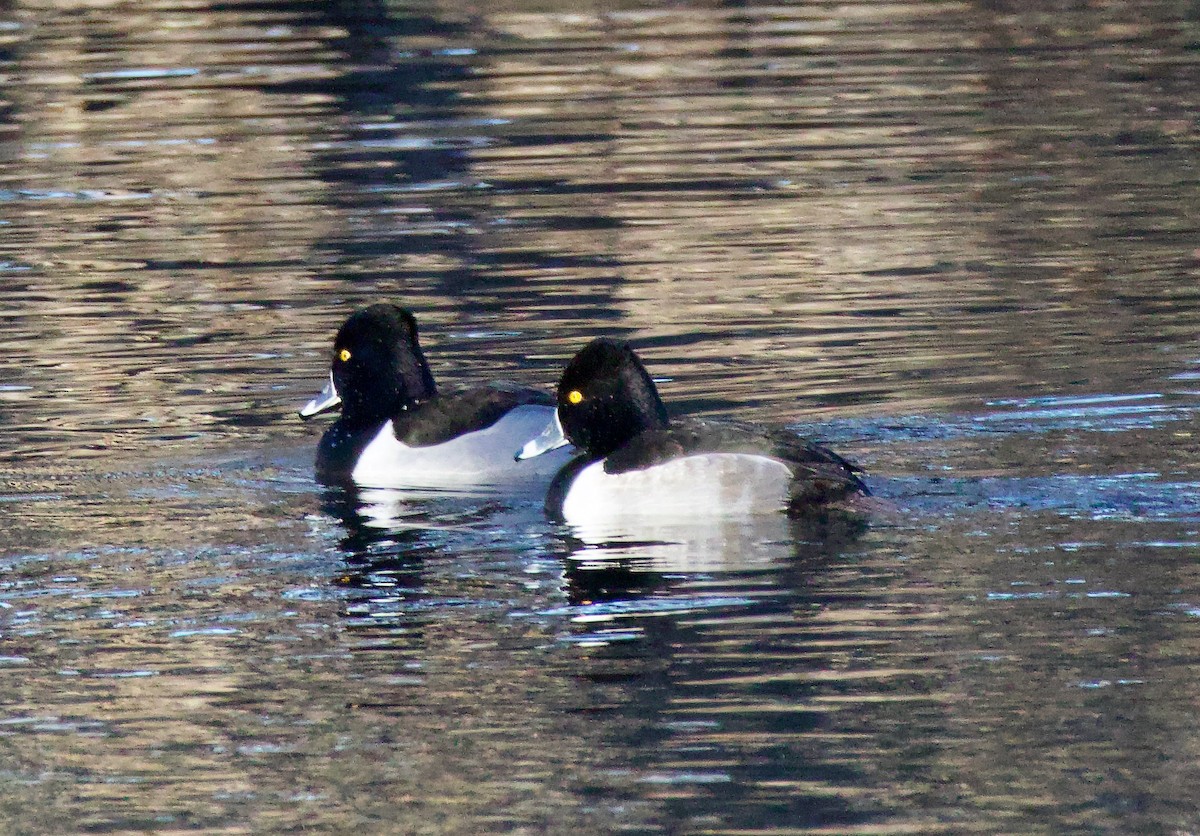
[
  {"left": 300, "top": 304, "right": 572, "bottom": 489},
  {"left": 517, "top": 337, "right": 869, "bottom": 521}
]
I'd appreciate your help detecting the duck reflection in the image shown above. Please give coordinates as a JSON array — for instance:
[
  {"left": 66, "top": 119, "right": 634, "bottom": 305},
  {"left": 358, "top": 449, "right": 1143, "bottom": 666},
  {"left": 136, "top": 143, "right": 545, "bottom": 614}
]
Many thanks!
[
  {"left": 317, "top": 481, "right": 557, "bottom": 620},
  {"left": 319, "top": 483, "right": 548, "bottom": 556},
  {"left": 557, "top": 511, "right": 868, "bottom": 605},
  {"left": 320, "top": 478, "right": 866, "bottom": 600}
]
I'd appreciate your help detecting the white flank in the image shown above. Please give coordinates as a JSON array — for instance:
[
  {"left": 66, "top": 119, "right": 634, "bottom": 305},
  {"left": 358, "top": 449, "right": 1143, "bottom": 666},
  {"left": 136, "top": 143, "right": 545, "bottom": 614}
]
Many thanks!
[
  {"left": 350, "top": 405, "right": 573, "bottom": 491},
  {"left": 560, "top": 453, "right": 792, "bottom": 524}
]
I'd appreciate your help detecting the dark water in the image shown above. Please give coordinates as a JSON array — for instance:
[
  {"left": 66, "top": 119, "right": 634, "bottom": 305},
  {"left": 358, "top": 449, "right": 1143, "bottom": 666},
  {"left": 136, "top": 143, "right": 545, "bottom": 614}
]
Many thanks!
[{"left": 2, "top": 0, "right": 1199, "bottom": 831}]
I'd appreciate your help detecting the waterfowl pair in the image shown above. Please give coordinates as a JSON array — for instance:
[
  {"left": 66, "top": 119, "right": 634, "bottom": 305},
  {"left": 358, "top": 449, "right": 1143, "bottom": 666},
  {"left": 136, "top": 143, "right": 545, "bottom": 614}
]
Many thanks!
[{"left": 299, "top": 306, "right": 868, "bottom": 516}]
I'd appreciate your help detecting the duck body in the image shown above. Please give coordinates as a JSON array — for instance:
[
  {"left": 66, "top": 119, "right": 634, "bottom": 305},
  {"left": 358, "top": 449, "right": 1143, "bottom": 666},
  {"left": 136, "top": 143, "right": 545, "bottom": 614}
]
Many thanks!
[
  {"left": 301, "top": 304, "right": 572, "bottom": 491},
  {"left": 519, "top": 338, "right": 868, "bottom": 522},
  {"left": 547, "top": 418, "right": 864, "bottom": 521},
  {"left": 319, "top": 388, "right": 569, "bottom": 489}
]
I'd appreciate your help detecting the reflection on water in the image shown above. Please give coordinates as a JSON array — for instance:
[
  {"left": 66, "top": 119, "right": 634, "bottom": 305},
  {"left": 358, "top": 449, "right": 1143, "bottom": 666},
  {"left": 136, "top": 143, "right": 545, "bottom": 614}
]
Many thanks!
[
  {"left": 559, "top": 511, "right": 870, "bottom": 574},
  {"left": 1, "top": 0, "right": 1199, "bottom": 831}
]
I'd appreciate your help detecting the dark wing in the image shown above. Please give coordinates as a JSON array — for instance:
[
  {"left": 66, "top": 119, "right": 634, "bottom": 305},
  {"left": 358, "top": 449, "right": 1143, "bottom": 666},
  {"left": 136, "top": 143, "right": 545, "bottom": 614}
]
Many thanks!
[
  {"left": 603, "top": 418, "right": 869, "bottom": 507},
  {"left": 761, "top": 425, "right": 870, "bottom": 507},
  {"left": 393, "top": 383, "right": 553, "bottom": 446}
]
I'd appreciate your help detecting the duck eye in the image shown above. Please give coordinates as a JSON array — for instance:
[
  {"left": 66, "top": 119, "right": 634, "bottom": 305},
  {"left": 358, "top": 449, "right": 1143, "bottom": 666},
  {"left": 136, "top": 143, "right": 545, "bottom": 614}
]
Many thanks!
[
  {"left": 566, "top": 390, "right": 583, "bottom": 405},
  {"left": 337, "top": 348, "right": 352, "bottom": 363}
]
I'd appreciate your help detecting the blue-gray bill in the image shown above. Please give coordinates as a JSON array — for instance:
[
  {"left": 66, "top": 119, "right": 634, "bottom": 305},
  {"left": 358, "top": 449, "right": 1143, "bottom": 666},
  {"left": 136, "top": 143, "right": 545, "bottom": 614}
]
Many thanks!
[
  {"left": 515, "top": 410, "right": 570, "bottom": 460},
  {"left": 299, "top": 372, "right": 342, "bottom": 419}
]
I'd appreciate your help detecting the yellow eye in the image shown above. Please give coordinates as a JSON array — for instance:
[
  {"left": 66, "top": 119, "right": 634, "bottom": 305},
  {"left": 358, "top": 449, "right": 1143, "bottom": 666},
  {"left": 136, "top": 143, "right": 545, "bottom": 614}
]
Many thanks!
[
  {"left": 566, "top": 390, "right": 583, "bottom": 405},
  {"left": 337, "top": 348, "right": 351, "bottom": 362}
]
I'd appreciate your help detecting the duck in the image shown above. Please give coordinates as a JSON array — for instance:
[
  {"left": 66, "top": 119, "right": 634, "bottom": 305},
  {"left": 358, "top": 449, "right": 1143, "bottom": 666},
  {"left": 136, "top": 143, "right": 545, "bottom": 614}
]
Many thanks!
[
  {"left": 299, "top": 303, "right": 573, "bottom": 490},
  {"left": 516, "top": 337, "right": 869, "bottom": 522}
]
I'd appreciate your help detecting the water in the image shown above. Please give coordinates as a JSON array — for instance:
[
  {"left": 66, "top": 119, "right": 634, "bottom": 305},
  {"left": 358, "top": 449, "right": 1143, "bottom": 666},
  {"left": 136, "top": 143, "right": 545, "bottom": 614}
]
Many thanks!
[{"left": 1, "top": 0, "right": 1199, "bottom": 831}]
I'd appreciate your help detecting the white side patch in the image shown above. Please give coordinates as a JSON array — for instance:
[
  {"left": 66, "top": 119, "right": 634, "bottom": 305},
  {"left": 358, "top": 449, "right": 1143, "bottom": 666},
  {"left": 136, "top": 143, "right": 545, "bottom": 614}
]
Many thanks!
[
  {"left": 560, "top": 453, "right": 792, "bottom": 523},
  {"left": 350, "top": 405, "right": 573, "bottom": 491}
]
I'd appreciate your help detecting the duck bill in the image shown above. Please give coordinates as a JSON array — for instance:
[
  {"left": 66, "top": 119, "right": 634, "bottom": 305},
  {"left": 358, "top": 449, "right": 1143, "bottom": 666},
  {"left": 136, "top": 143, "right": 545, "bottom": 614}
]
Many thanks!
[
  {"left": 516, "top": 411, "right": 570, "bottom": 460},
  {"left": 299, "top": 373, "right": 342, "bottom": 419}
]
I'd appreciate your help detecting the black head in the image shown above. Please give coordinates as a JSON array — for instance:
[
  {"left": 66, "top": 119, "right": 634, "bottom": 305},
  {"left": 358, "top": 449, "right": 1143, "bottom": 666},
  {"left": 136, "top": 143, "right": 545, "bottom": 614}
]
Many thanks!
[
  {"left": 556, "top": 337, "right": 669, "bottom": 458},
  {"left": 326, "top": 304, "right": 437, "bottom": 423}
]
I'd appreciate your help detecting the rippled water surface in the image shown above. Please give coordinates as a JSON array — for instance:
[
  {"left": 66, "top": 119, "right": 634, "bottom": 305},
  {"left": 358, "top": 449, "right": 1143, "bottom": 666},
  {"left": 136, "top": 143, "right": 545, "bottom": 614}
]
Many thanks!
[{"left": 2, "top": 0, "right": 1200, "bottom": 831}]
